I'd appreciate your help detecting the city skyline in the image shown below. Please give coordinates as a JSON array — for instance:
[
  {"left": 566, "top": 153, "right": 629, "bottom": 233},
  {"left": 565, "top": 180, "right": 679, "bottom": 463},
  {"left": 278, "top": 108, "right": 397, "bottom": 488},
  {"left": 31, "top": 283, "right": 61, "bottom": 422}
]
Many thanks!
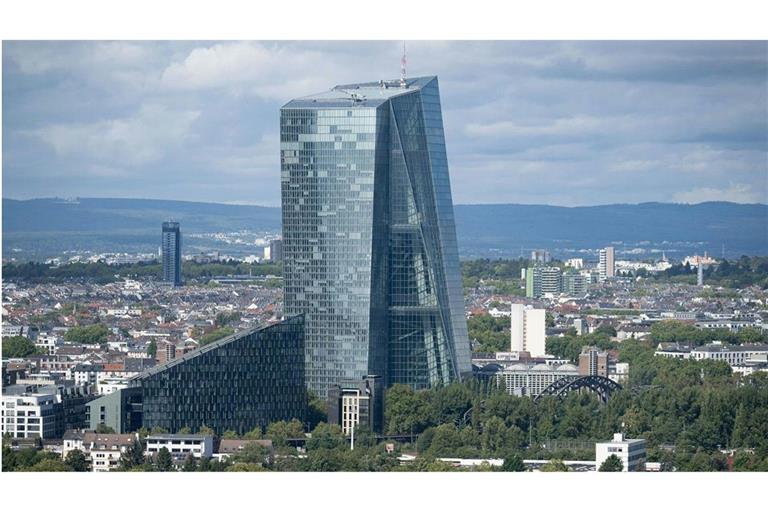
[{"left": 3, "top": 41, "right": 766, "bottom": 207}]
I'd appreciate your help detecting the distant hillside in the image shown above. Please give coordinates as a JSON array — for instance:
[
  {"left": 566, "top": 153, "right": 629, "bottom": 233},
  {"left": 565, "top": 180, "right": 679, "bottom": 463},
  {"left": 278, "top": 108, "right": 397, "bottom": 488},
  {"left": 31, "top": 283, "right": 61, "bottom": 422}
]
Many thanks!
[
  {"left": 2, "top": 198, "right": 281, "bottom": 233},
  {"left": 2, "top": 198, "right": 766, "bottom": 260},
  {"left": 454, "top": 202, "right": 768, "bottom": 257}
]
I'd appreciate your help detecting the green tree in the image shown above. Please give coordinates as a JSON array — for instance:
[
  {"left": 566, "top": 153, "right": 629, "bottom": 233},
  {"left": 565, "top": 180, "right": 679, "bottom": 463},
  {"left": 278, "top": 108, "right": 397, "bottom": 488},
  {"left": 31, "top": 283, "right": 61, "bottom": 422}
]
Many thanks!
[
  {"left": 266, "top": 419, "right": 305, "bottom": 447},
  {"left": 119, "top": 440, "right": 146, "bottom": 470},
  {"left": 64, "top": 449, "right": 90, "bottom": 472},
  {"left": 28, "top": 458, "right": 72, "bottom": 472},
  {"left": 197, "top": 425, "right": 215, "bottom": 436},
  {"left": 599, "top": 454, "right": 624, "bottom": 472},
  {"left": 221, "top": 430, "right": 239, "bottom": 440},
  {"left": 155, "top": 447, "right": 174, "bottom": 472},
  {"left": 540, "top": 459, "right": 570, "bottom": 472},
  {"left": 182, "top": 454, "right": 198, "bottom": 472},
  {"left": 146, "top": 340, "right": 157, "bottom": 359},
  {"left": 2, "top": 336, "right": 41, "bottom": 358},
  {"left": 501, "top": 452, "right": 526, "bottom": 472},
  {"left": 385, "top": 384, "right": 435, "bottom": 435},
  {"left": 198, "top": 327, "right": 235, "bottom": 347},
  {"left": 177, "top": 426, "right": 192, "bottom": 434},
  {"left": 95, "top": 424, "right": 115, "bottom": 434},
  {"left": 64, "top": 323, "right": 110, "bottom": 344},
  {"left": 306, "top": 423, "right": 345, "bottom": 451}
]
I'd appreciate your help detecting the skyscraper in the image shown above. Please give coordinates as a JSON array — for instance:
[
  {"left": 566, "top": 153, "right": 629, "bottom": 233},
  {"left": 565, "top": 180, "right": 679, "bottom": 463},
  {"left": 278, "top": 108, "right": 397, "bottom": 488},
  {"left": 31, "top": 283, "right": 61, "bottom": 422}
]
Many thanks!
[
  {"left": 161, "top": 221, "right": 182, "bottom": 286},
  {"left": 280, "top": 76, "right": 471, "bottom": 397},
  {"left": 598, "top": 246, "right": 615, "bottom": 281}
]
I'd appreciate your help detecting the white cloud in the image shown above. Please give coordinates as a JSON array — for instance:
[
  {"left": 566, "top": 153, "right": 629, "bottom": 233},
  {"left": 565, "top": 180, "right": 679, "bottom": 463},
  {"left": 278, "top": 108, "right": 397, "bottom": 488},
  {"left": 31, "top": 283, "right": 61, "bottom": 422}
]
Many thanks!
[
  {"left": 672, "top": 183, "right": 766, "bottom": 204},
  {"left": 28, "top": 104, "right": 200, "bottom": 166}
]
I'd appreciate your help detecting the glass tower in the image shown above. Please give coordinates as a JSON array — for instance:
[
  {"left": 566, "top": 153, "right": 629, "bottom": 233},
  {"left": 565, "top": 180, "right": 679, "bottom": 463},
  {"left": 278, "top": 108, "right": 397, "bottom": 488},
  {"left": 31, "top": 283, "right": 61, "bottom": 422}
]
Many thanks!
[
  {"left": 161, "top": 221, "right": 182, "bottom": 286},
  {"left": 281, "top": 76, "right": 471, "bottom": 397}
]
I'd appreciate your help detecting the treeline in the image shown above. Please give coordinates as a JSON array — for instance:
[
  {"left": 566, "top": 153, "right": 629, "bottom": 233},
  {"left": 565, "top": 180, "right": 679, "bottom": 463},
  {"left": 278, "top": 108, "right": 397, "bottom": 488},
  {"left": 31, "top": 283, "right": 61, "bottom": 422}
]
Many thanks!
[
  {"left": 2, "top": 260, "right": 283, "bottom": 284},
  {"left": 653, "top": 256, "right": 768, "bottom": 288},
  {"left": 648, "top": 320, "right": 768, "bottom": 346},
  {"left": 382, "top": 343, "right": 768, "bottom": 470}
]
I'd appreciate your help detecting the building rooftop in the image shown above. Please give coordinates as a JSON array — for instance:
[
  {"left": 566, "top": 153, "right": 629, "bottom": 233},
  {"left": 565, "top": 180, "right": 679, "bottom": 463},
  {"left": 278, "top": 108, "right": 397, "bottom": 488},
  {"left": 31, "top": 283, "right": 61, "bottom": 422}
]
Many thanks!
[{"left": 282, "top": 76, "right": 436, "bottom": 109}]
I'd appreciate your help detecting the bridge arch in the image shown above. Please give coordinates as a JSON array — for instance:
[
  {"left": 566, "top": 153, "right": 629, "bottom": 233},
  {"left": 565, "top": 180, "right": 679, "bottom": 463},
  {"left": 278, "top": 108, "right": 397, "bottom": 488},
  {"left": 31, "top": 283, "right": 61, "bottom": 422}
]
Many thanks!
[{"left": 534, "top": 375, "right": 622, "bottom": 404}]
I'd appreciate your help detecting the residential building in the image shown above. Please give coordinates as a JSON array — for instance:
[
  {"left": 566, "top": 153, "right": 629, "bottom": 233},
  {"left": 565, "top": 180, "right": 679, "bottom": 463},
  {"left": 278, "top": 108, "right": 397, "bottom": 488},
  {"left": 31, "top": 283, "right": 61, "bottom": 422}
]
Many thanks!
[
  {"left": 215, "top": 439, "right": 274, "bottom": 462},
  {"left": 562, "top": 270, "right": 589, "bottom": 296},
  {"left": 281, "top": 76, "right": 471, "bottom": 397},
  {"left": 82, "top": 432, "right": 137, "bottom": 472},
  {"left": 510, "top": 304, "right": 546, "bottom": 357},
  {"left": 145, "top": 434, "right": 214, "bottom": 462},
  {"left": 598, "top": 247, "right": 615, "bottom": 281},
  {"left": 264, "top": 238, "right": 283, "bottom": 262},
  {"left": 530, "top": 250, "right": 551, "bottom": 263},
  {"left": 525, "top": 266, "right": 562, "bottom": 298},
  {"left": 596, "top": 433, "right": 647, "bottom": 472},
  {"left": 161, "top": 221, "right": 182, "bottom": 286},
  {"left": 328, "top": 375, "right": 384, "bottom": 435},
  {"left": 579, "top": 347, "right": 609, "bottom": 377},
  {"left": 565, "top": 258, "right": 584, "bottom": 269}
]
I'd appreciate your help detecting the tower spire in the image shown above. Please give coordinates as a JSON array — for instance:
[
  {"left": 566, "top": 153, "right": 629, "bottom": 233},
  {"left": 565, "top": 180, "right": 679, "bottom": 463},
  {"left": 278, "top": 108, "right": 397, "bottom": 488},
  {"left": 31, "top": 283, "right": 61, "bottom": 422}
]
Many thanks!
[{"left": 400, "top": 41, "right": 407, "bottom": 87}]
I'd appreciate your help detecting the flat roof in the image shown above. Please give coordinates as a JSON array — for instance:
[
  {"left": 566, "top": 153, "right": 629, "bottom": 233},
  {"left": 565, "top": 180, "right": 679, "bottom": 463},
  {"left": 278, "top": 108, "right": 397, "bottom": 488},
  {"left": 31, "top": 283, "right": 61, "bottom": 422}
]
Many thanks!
[{"left": 282, "top": 76, "right": 436, "bottom": 109}]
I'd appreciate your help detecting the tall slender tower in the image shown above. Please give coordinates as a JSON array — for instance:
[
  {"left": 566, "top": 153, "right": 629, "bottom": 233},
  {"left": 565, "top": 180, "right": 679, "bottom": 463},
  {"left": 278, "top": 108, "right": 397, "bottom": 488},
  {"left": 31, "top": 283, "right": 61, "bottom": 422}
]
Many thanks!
[
  {"left": 280, "top": 76, "right": 471, "bottom": 397},
  {"left": 161, "top": 221, "right": 182, "bottom": 286}
]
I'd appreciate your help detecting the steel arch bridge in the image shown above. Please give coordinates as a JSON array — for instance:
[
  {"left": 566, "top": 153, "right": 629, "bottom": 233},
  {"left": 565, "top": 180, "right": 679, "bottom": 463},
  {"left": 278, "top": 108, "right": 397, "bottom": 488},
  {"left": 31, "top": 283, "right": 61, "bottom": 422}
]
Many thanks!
[{"left": 534, "top": 375, "right": 622, "bottom": 404}]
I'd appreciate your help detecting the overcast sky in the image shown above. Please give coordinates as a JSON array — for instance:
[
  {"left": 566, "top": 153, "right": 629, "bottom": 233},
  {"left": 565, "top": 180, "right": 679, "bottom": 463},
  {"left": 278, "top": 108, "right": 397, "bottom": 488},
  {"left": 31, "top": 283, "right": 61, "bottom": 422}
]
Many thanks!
[{"left": 3, "top": 40, "right": 767, "bottom": 206}]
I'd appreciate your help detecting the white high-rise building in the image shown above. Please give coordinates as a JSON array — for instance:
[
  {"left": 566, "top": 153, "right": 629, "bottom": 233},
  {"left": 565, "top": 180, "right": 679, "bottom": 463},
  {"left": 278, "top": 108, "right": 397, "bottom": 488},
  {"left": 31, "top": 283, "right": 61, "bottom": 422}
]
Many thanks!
[
  {"left": 598, "top": 247, "right": 615, "bottom": 281},
  {"left": 510, "top": 304, "right": 547, "bottom": 357}
]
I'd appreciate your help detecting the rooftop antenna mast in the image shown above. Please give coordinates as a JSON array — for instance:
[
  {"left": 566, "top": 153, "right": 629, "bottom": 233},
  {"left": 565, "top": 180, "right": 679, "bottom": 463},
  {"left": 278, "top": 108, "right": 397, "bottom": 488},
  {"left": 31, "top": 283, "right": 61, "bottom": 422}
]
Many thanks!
[{"left": 400, "top": 41, "right": 407, "bottom": 87}]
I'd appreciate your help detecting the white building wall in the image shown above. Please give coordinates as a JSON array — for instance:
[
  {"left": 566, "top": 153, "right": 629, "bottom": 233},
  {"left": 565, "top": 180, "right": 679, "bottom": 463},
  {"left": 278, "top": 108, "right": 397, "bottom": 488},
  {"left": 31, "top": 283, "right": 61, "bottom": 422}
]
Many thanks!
[{"left": 510, "top": 304, "right": 525, "bottom": 352}]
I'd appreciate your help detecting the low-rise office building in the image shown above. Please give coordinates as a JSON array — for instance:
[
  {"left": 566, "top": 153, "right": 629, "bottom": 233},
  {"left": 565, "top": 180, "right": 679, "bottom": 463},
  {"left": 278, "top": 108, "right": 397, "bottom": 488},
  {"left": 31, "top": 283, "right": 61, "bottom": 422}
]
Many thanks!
[
  {"left": 690, "top": 343, "right": 768, "bottom": 367},
  {"left": 145, "top": 434, "right": 214, "bottom": 462},
  {"left": 596, "top": 433, "right": 647, "bottom": 472}
]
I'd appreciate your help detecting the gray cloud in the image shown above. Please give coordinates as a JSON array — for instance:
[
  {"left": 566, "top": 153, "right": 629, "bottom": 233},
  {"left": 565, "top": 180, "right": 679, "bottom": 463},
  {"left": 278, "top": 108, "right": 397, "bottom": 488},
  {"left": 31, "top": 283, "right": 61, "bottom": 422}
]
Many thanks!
[{"left": 2, "top": 40, "right": 766, "bottom": 206}]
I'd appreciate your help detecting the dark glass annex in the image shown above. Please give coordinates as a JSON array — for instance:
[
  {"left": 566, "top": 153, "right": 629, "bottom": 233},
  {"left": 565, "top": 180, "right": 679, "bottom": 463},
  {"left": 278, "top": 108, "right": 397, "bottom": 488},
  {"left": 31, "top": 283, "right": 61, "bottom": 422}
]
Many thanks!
[
  {"left": 281, "top": 76, "right": 471, "bottom": 397},
  {"left": 130, "top": 316, "right": 306, "bottom": 434}
]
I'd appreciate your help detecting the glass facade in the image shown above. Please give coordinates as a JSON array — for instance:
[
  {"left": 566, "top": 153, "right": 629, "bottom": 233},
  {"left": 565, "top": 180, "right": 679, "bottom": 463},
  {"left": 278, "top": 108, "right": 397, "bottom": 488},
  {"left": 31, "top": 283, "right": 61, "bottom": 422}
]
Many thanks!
[
  {"left": 161, "top": 221, "right": 182, "bottom": 286},
  {"left": 132, "top": 316, "right": 306, "bottom": 435},
  {"left": 281, "top": 76, "right": 471, "bottom": 397}
]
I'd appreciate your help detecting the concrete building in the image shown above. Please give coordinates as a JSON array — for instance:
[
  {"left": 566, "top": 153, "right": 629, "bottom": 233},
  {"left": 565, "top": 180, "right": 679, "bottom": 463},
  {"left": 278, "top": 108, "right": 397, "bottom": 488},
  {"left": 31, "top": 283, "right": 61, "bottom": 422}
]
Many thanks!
[
  {"left": 690, "top": 343, "right": 768, "bottom": 367},
  {"left": 510, "top": 304, "right": 547, "bottom": 357},
  {"left": 525, "top": 266, "right": 562, "bottom": 298},
  {"left": 562, "top": 270, "right": 589, "bottom": 297},
  {"left": 86, "top": 387, "right": 143, "bottom": 433},
  {"left": 596, "top": 433, "right": 647, "bottom": 472},
  {"left": 328, "top": 375, "right": 384, "bottom": 435},
  {"left": 476, "top": 362, "right": 579, "bottom": 397},
  {"left": 145, "top": 434, "right": 214, "bottom": 462},
  {"left": 530, "top": 250, "right": 551, "bottom": 263},
  {"left": 598, "top": 247, "right": 615, "bottom": 281},
  {"left": 579, "top": 347, "right": 609, "bottom": 377},
  {"left": 1, "top": 386, "right": 61, "bottom": 439},
  {"left": 263, "top": 238, "right": 283, "bottom": 262}
]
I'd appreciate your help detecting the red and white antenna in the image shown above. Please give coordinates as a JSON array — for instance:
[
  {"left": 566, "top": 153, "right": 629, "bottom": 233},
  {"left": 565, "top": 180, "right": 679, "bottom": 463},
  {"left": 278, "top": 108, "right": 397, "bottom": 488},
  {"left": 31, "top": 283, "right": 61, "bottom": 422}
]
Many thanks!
[{"left": 400, "top": 41, "right": 407, "bottom": 87}]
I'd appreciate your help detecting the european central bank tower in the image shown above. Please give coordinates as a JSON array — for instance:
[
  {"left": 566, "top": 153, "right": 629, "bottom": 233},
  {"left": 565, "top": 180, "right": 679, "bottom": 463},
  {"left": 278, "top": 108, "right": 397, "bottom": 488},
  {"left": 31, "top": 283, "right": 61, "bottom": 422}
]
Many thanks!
[{"left": 280, "top": 76, "right": 471, "bottom": 397}]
